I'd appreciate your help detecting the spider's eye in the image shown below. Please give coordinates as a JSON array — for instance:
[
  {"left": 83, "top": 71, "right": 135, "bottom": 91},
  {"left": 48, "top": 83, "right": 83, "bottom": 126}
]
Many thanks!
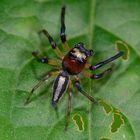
[
  {"left": 89, "top": 50, "right": 94, "bottom": 55},
  {"left": 86, "top": 49, "right": 94, "bottom": 57},
  {"left": 75, "top": 42, "right": 85, "bottom": 50},
  {"left": 69, "top": 51, "right": 76, "bottom": 58}
]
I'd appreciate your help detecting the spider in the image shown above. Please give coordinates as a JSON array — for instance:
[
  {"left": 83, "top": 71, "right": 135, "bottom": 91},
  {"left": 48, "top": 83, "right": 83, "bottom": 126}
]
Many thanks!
[{"left": 25, "top": 6, "right": 125, "bottom": 130}]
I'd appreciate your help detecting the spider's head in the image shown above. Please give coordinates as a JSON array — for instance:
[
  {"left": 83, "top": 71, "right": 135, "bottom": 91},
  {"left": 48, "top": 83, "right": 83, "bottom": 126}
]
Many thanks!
[{"left": 69, "top": 42, "right": 93, "bottom": 63}]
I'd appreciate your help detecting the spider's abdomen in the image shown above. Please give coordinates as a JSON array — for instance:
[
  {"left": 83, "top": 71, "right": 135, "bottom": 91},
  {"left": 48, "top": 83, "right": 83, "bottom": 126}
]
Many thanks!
[{"left": 52, "top": 71, "right": 69, "bottom": 106}]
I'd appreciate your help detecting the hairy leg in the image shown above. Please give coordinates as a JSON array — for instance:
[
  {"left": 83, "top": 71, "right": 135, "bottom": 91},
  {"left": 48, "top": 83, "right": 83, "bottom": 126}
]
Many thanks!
[
  {"left": 32, "top": 51, "right": 60, "bottom": 67},
  {"left": 82, "top": 64, "right": 114, "bottom": 80},
  {"left": 40, "top": 29, "right": 64, "bottom": 59},
  {"left": 60, "top": 6, "right": 70, "bottom": 52},
  {"left": 74, "top": 78, "right": 97, "bottom": 103},
  {"left": 25, "top": 71, "right": 59, "bottom": 105},
  {"left": 89, "top": 52, "right": 123, "bottom": 70}
]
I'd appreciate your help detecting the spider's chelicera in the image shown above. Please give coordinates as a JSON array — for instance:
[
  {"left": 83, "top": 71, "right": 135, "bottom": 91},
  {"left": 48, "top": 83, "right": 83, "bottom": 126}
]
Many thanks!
[{"left": 25, "top": 6, "right": 124, "bottom": 130}]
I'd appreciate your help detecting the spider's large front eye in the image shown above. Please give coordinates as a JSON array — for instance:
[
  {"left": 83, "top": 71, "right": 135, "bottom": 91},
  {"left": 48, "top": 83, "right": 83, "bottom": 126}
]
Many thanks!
[
  {"left": 69, "top": 51, "right": 76, "bottom": 58},
  {"left": 86, "top": 49, "right": 94, "bottom": 57}
]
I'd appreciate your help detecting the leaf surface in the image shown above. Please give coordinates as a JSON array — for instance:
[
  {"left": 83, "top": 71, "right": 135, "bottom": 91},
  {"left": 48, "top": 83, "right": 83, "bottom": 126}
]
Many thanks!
[{"left": 0, "top": 0, "right": 140, "bottom": 140}]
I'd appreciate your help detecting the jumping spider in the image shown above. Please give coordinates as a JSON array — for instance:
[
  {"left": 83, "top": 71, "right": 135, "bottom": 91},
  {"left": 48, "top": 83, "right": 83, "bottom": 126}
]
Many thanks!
[{"left": 25, "top": 6, "right": 125, "bottom": 130}]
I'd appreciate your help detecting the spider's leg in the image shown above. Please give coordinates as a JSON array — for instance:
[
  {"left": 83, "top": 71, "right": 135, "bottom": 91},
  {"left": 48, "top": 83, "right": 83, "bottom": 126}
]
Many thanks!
[
  {"left": 40, "top": 29, "right": 64, "bottom": 59},
  {"left": 54, "top": 105, "right": 59, "bottom": 119},
  {"left": 91, "top": 67, "right": 113, "bottom": 79},
  {"left": 74, "top": 79, "right": 97, "bottom": 103},
  {"left": 60, "top": 6, "right": 70, "bottom": 51},
  {"left": 89, "top": 51, "right": 123, "bottom": 70},
  {"left": 65, "top": 90, "right": 72, "bottom": 131},
  {"left": 24, "top": 71, "right": 59, "bottom": 105},
  {"left": 82, "top": 65, "right": 114, "bottom": 80},
  {"left": 65, "top": 80, "right": 73, "bottom": 131},
  {"left": 32, "top": 51, "right": 60, "bottom": 67}
]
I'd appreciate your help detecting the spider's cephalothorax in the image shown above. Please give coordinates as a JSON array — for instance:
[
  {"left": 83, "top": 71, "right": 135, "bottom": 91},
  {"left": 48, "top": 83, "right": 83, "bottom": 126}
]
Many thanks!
[
  {"left": 25, "top": 6, "right": 126, "bottom": 131},
  {"left": 62, "top": 42, "right": 93, "bottom": 75}
]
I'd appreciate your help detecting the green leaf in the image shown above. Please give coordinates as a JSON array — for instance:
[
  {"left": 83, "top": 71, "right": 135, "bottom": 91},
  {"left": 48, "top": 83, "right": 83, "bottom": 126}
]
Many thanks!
[{"left": 0, "top": 0, "right": 140, "bottom": 140}]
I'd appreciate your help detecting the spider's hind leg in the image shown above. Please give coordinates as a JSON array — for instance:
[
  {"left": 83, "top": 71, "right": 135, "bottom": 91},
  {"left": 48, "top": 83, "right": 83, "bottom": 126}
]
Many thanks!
[
  {"left": 60, "top": 6, "right": 70, "bottom": 52},
  {"left": 65, "top": 80, "right": 73, "bottom": 131},
  {"left": 74, "top": 79, "right": 97, "bottom": 103}
]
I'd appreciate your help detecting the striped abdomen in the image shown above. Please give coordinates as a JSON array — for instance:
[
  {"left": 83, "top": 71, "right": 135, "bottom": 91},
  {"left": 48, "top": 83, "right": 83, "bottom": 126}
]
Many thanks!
[{"left": 52, "top": 71, "right": 69, "bottom": 106}]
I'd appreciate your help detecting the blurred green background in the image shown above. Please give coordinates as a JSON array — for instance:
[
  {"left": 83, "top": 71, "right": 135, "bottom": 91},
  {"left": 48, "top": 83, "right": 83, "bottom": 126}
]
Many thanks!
[{"left": 0, "top": 0, "right": 140, "bottom": 140}]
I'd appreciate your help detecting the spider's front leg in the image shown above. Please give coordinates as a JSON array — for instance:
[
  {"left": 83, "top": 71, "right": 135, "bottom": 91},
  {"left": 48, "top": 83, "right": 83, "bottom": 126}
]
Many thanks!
[
  {"left": 89, "top": 51, "right": 124, "bottom": 71},
  {"left": 24, "top": 71, "right": 59, "bottom": 105},
  {"left": 85, "top": 41, "right": 128, "bottom": 78}
]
